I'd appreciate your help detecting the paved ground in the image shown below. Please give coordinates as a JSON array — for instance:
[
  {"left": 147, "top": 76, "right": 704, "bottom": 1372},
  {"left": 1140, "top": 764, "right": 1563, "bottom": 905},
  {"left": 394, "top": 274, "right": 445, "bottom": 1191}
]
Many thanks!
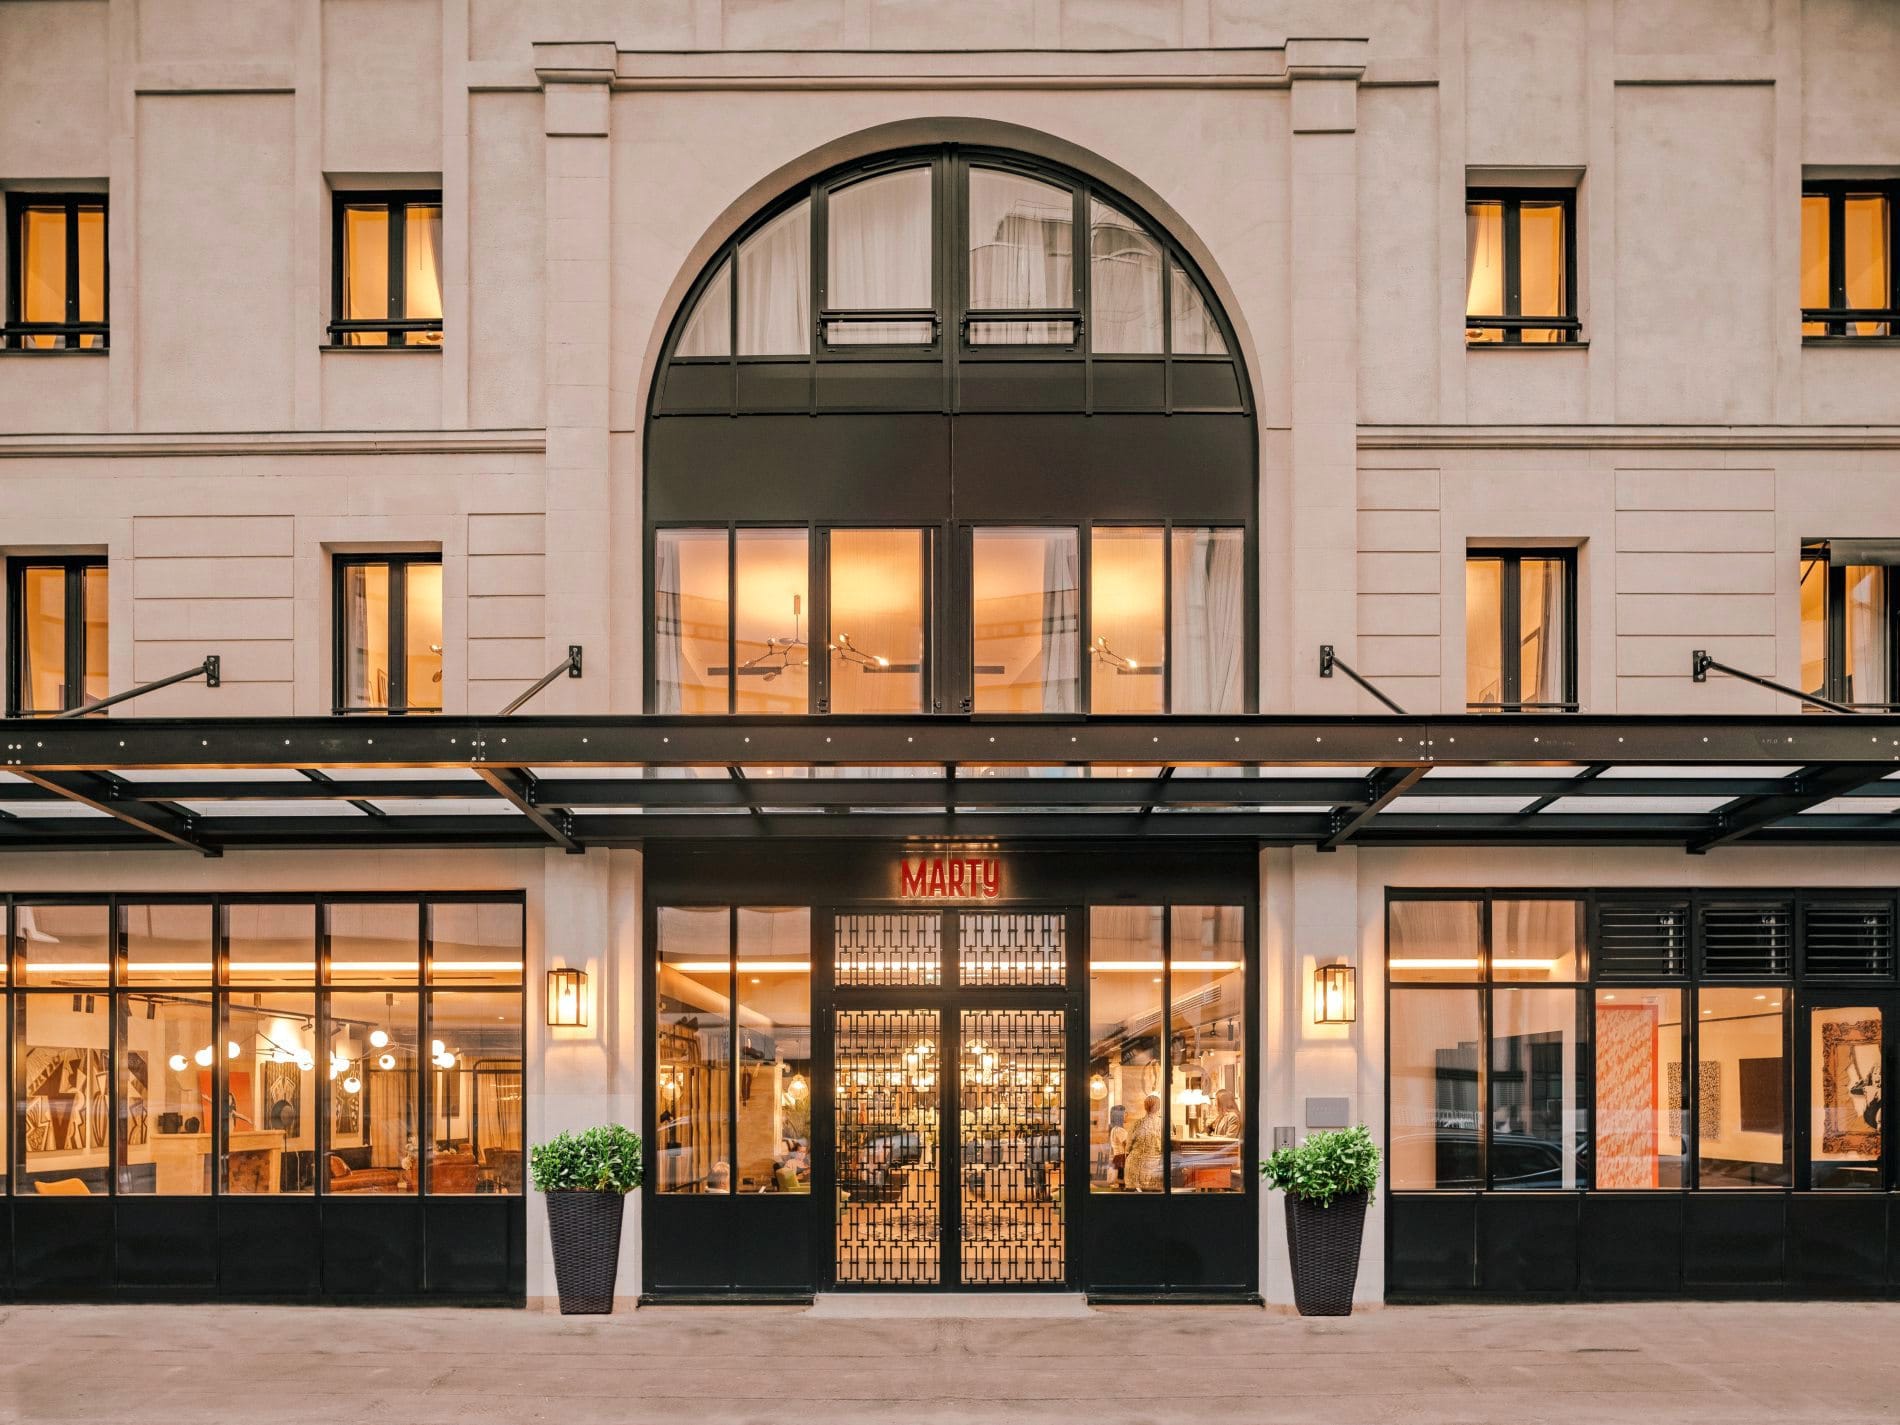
[{"left": 4, "top": 1297, "right": 1897, "bottom": 1424}]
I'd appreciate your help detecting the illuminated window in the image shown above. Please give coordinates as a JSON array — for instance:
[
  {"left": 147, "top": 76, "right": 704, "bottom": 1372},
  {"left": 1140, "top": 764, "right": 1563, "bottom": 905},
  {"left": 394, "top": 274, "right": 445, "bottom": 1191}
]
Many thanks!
[
  {"left": 1088, "top": 526, "right": 1245, "bottom": 714},
  {"left": 1799, "top": 539, "right": 1898, "bottom": 709},
  {"left": 1465, "top": 188, "right": 1577, "bottom": 344},
  {"left": 972, "top": 527, "right": 1079, "bottom": 713},
  {"left": 1801, "top": 182, "right": 1896, "bottom": 338},
  {"left": 7, "top": 556, "right": 108, "bottom": 716},
  {"left": 1465, "top": 548, "right": 1576, "bottom": 712},
  {"left": 828, "top": 529, "right": 927, "bottom": 714},
  {"left": 330, "top": 192, "right": 443, "bottom": 347},
  {"left": 334, "top": 553, "right": 443, "bottom": 714},
  {"left": 4, "top": 193, "right": 107, "bottom": 350}
]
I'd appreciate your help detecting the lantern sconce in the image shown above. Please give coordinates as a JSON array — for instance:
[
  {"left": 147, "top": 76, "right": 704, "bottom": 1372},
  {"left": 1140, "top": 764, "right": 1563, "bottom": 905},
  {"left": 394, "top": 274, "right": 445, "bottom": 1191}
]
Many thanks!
[
  {"left": 546, "top": 967, "right": 588, "bottom": 1028},
  {"left": 1315, "top": 960, "right": 1356, "bottom": 1025}
]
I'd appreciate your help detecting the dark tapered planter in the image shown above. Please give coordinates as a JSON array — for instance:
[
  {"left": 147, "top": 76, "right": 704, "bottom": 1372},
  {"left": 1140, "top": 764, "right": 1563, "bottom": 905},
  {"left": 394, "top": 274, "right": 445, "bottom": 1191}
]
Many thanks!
[
  {"left": 1284, "top": 1191, "right": 1368, "bottom": 1317},
  {"left": 545, "top": 1191, "right": 626, "bottom": 1314}
]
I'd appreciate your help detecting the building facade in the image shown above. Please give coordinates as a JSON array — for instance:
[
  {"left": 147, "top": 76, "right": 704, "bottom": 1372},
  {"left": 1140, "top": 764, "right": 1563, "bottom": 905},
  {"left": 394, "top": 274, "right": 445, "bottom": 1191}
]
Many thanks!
[{"left": 3, "top": 0, "right": 1900, "bottom": 1305}]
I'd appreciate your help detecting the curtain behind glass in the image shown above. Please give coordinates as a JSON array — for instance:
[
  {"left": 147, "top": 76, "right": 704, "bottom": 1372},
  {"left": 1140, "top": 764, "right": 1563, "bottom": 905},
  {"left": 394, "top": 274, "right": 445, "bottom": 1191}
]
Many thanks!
[
  {"left": 828, "top": 528, "right": 926, "bottom": 713},
  {"left": 827, "top": 168, "right": 931, "bottom": 343},
  {"left": 1845, "top": 564, "right": 1891, "bottom": 706},
  {"left": 403, "top": 202, "right": 443, "bottom": 343},
  {"left": 1089, "top": 199, "right": 1161, "bottom": 353},
  {"left": 968, "top": 169, "right": 1072, "bottom": 342},
  {"left": 1801, "top": 195, "right": 1830, "bottom": 335},
  {"left": 1169, "top": 268, "right": 1227, "bottom": 355},
  {"left": 738, "top": 200, "right": 810, "bottom": 355},
  {"left": 1844, "top": 195, "right": 1892, "bottom": 337},
  {"left": 675, "top": 261, "right": 731, "bottom": 358},
  {"left": 19, "top": 566, "right": 66, "bottom": 712},
  {"left": 1170, "top": 528, "right": 1243, "bottom": 713},
  {"left": 1517, "top": 201, "right": 1566, "bottom": 343},
  {"left": 1465, "top": 200, "right": 1502, "bottom": 342},
  {"left": 1465, "top": 557, "right": 1503, "bottom": 707},
  {"left": 1518, "top": 557, "right": 1567, "bottom": 707},
  {"left": 653, "top": 529, "right": 728, "bottom": 714},
  {"left": 342, "top": 205, "right": 390, "bottom": 345}
]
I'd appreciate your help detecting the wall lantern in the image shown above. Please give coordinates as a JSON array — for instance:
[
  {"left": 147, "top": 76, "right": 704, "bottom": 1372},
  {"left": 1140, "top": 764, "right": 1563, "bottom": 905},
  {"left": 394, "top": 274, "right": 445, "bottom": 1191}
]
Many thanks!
[
  {"left": 546, "top": 967, "right": 588, "bottom": 1028},
  {"left": 1315, "top": 960, "right": 1356, "bottom": 1025}
]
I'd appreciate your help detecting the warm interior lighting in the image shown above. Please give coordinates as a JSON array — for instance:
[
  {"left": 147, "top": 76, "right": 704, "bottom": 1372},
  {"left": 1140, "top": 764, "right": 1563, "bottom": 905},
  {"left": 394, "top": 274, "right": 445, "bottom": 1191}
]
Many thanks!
[
  {"left": 546, "top": 966, "right": 588, "bottom": 1027},
  {"left": 369, "top": 1029, "right": 389, "bottom": 1048},
  {"left": 168, "top": 1053, "right": 189, "bottom": 1072},
  {"left": 1315, "top": 960, "right": 1357, "bottom": 1024}
]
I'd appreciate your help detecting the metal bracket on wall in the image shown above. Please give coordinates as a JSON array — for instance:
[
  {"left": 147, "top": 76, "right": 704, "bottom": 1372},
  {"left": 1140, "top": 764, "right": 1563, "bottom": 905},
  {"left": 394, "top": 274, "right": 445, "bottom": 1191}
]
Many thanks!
[
  {"left": 498, "top": 645, "right": 584, "bottom": 716},
  {"left": 1692, "top": 649, "right": 1855, "bottom": 714},
  {"left": 1318, "top": 644, "right": 1407, "bottom": 714},
  {"left": 52, "top": 655, "right": 221, "bottom": 718}
]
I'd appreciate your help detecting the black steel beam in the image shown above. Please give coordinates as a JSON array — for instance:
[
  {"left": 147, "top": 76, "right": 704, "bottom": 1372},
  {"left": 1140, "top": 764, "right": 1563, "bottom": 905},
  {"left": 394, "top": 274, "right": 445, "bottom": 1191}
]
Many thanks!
[
  {"left": 11, "top": 770, "right": 216, "bottom": 855},
  {"left": 472, "top": 766, "right": 582, "bottom": 853},
  {"left": 1684, "top": 762, "right": 1896, "bottom": 854},
  {"left": 1319, "top": 766, "right": 1430, "bottom": 850}
]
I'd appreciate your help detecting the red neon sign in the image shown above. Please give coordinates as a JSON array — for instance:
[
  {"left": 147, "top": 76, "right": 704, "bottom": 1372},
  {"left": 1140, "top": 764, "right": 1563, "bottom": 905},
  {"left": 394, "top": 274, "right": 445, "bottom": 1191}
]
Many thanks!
[{"left": 898, "top": 855, "right": 1001, "bottom": 900}]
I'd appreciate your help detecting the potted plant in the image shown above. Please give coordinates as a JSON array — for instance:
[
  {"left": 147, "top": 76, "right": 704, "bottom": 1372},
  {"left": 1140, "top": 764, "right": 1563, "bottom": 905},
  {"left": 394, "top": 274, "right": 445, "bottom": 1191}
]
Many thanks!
[
  {"left": 530, "top": 1124, "right": 643, "bottom": 1314},
  {"left": 1259, "top": 1124, "right": 1380, "bottom": 1317}
]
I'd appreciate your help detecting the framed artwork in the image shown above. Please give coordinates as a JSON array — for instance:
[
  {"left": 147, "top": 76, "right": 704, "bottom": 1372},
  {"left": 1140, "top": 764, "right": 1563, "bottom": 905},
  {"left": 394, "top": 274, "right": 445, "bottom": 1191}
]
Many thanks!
[
  {"left": 1820, "top": 1016, "right": 1882, "bottom": 1156},
  {"left": 124, "top": 1051, "right": 149, "bottom": 1147},
  {"left": 332, "top": 1078, "right": 365, "bottom": 1145},
  {"left": 264, "top": 1061, "right": 302, "bottom": 1138},
  {"left": 23, "top": 1046, "right": 109, "bottom": 1153},
  {"left": 1667, "top": 1060, "right": 1722, "bottom": 1139}
]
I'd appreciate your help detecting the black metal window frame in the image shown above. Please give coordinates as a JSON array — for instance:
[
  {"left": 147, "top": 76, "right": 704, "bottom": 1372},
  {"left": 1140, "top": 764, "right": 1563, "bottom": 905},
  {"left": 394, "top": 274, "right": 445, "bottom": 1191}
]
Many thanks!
[
  {"left": 4, "top": 891, "right": 525, "bottom": 1198},
  {"left": 6, "top": 554, "right": 106, "bottom": 718},
  {"left": 327, "top": 190, "right": 445, "bottom": 348},
  {"left": 331, "top": 551, "right": 443, "bottom": 716},
  {"left": 2, "top": 191, "right": 109, "bottom": 351},
  {"left": 1384, "top": 887, "right": 1900, "bottom": 1198},
  {"left": 1463, "top": 186, "right": 1581, "bottom": 345},
  {"left": 1801, "top": 179, "right": 1900, "bottom": 339},
  {"left": 1465, "top": 546, "right": 1579, "bottom": 712},
  {"left": 1801, "top": 540, "right": 1900, "bottom": 710}
]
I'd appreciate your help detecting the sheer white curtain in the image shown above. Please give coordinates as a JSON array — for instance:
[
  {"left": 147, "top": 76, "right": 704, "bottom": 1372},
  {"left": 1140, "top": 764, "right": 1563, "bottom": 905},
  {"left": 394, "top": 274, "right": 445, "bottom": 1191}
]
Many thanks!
[
  {"left": 969, "top": 169, "right": 1072, "bottom": 342},
  {"left": 1041, "top": 532, "right": 1080, "bottom": 713},
  {"left": 738, "top": 200, "right": 810, "bottom": 355},
  {"left": 1846, "top": 564, "right": 1891, "bottom": 706},
  {"left": 828, "top": 168, "right": 931, "bottom": 343},
  {"left": 1089, "top": 199, "right": 1161, "bottom": 353},
  {"left": 675, "top": 261, "right": 731, "bottom": 358},
  {"left": 1519, "top": 557, "right": 1568, "bottom": 707},
  {"left": 1170, "top": 528, "right": 1243, "bottom": 713},
  {"left": 652, "top": 534, "right": 684, "bottom": 713},
  {"left": 403, "top": 204, "right": 443, "bottom": 327}
]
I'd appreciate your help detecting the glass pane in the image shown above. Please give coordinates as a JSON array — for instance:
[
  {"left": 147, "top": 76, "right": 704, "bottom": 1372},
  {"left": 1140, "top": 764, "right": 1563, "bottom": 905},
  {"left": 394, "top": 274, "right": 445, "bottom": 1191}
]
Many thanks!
[
  {"left": 226, "top": 903, "right": 317, "bottom": 986},
  {"left": 342, "top": 203, "right": 391, "bottom": 345},
  {"left": 120, "top": 992, "right": 213, "bottom": 1193},
  {"left": 827, "top": 167, "right": 931, "bottom": 316},
  {"left": 1169, "top": 906, "right": 1245, "bottom": 1193},
  {"left": 18, "top": 903, "right": 109, "bottom": 989},
  {"left": 124, "top": 903, "right": 213, "bottom": 986},
  {"left": 1697, "top": 985, "right": 1789, "bottom": 1188},
  {"left": 19, "top": 566, "right": 67, "bottom": 713},
  {"left": 76, "top": 204, "right": 106, "bottom": 347},
  {"left": 1388, "top": 899, "right": 1483, "bottom": 983},
  {"left": 402, "top": 202, "right": 443, "bottom": 343},
  {"left": 736, "top": 907, "right": 811, "bottom": 1193},
  {"left": 341, "top": 562, "right": 392, "bottom": 709},
  {"left": 1169, "top": 267, "right": 1226, "bottom": 355},
  {"left": 1493, "top": 899, "right": 1583, "bottom": 981},
  {"left": 1595, "top": 987, "right": 1686, "bottom": 1189},
  {"left": 21, "top": 206, "right": 66, "bottom": 345},
  {"left": 1089, "top": 527, "right": 1164, "bottom": 714},
  {"left": 824, "top": 317, "right": 933, "bottom": 345},
  {"left": 734, "top": 529, "right": 809, "bottom": 714},
  {"left": 81, "top": 564, "right": 108, "bottom": 707},
  {"left": 828, "top": 528, "right": 926, "bottom": 714},
  {"left": 1389, "top": 989, "right": 1483, "bottom": 1189},
  {"left": 1089, "top": 199, "right": 1161, "bottom": 353},
  {"left": 323, "top": 991, "right": 416, "bottom": 1194},
  {"left": 404, "top": 562, "right": 443, "bottom": 710},
  {"left": 967, "top": 318, "right": 1074, "bottom": 345},
  {"left": 968, "top": 168, "right": 1072, "bottom": 325},
  {"left": 1490, "top": 988, "right": 1585, "bottom": 1190},
  {"left": 1170, "top": 527, "right": 1245, "bottom": 713},
  {"left": 656, "top": 907, "right": 731, "bottom": 1192},
  {"left": 23, "top": 992, "right": 110, "bottom": 1192},
  {"left": 1464, "top": 200, "right": 1503, "bottom": 342},
  {"left": 1844, "top": 564, "right": 1890, "bottom": 707},
  {"left": 1518, "top": 556, "right": 1567, "bottom": 706},
  {"left": 329, "top": 903, "right": 420, "bottom": 984},
  {"left": 675, "top": 261, "right": 731, "bottom": 358},
  {"left": 428, "top": 901, "right": 523, "bottom": 985},
  {"left": 427, "top": 990, "right": 523, "bottom": 1194},
  {"left": 972, "top": 526, "right": 1079, "bottom": 713},
  {"left": 1800, "top": 555, "right": 1828, "bottom": 698},
  {"left": 1844, "top": 194, "right": 1891, "bottom": 337},
  {"left": 653, "top": 529, "right": 729, "bottom": 714},
  {"left": 1810, "top": 1004, "right": 1882, "bottom": 1190},
  {"left": 1088, "top": 906, "right": 1164, "bottom": 1192},
  {"left": 737, "top": 199, "right": 810, "bottom": 355},
  {"left": 1801, "top": 194, "right": 1830, "bottom": 335},
  {"left": 1465, "top": 557, "right": 1504, "bottom": 707},
  {"left": 224, "top": 990, "right": 317, "bottom": 1193},
  {"left": 1518, "top": 200, "right": 1567, "bottom": 343}
]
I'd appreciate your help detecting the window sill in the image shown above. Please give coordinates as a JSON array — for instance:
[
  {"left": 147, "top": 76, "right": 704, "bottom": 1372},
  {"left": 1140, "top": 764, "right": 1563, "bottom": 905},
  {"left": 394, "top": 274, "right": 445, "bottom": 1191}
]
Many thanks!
[
  {"left": 0, "top": 346, "right": 108, "bottom": 356},
  {"left": 1466, "top": 340, "right": 1588, "bottom": 350},
  {"left": 322, "top": 343, "right": 443, "bottom": 353}
]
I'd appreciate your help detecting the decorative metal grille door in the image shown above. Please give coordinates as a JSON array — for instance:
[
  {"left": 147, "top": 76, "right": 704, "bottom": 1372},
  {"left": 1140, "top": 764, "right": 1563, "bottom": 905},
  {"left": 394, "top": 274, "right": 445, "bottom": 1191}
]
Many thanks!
[
  {"left": 836, "top": 912, "right": 942, "bottom": 987},
  {"left": 835, "top": 1009, "right": 940, "bottom": 1285},
  {"left": 960, "top": 911, "right": 1066, "bottom": 987},
  {"left": 959, "top": 1008, "right": 1066, "bottom": 1284}
]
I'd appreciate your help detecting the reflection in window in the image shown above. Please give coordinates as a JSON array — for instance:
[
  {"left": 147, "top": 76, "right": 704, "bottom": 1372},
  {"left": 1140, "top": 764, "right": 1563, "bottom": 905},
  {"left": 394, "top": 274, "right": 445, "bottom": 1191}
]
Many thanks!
[
  {"left": 736, "top": 908, "right": 811, "bottom": 1193},
  {"left": 1845, "top": 564, "right": 1891, "bottom": 708},
  {"left": 1697, "top": 986, "right": 1789, "bottom": 1189},
  {"left": 1389, "top": 989, "right": 1483, "bottom": 1189},
  {"left": 1171, "top": 527, "right": 1245, "bottom": 713},
  {"left": 329, "top": 902, "right": 420, "bottom": 984},
  {"left": 1388, "top": 899, "right": 1483, "bottom": 983},
  {"left": 118, "top": 993, "right": 214, "bottom": 1193},
  {"left": 827, "top": 168, "right": 933, "bottom": 344},
  {"left": 676, "top": 260, "right": 731, "bottom": 358},
  {"left": 428, "top": 991, "right": 524, "bottom": 1194},
  {"left": 23, "top": 991, "right": 110, "bottom": 1193},
  {"left": 336, "top": 554, "right": 443, "bottom": 714},
  {"left": 1090, "top": 528, "right": 1164, "bottom": 714},
  {"left": 5, "top": 195, "right": 108, "bottom": 349},
  {"left": 17, "top": 902, "right": 110, "bottom": 989},
  {"left": 1809, "top": 1004, "right": 1882, "bottom": 1191},
  {"left": 226, "top": 903, "right": 318, "bottom": 986},
  {"left": 653, "top": 528, "right": 730, "bottom": 714},
  {"left": 968, "top": 169, "right": 1073, "bottom": 342},
  {"left": 734, "top": 529, "right": 809, "bottom": 714},
  {"left": 1168, "top": 906, "right": 1244, "bottom": 1193},
  {"left": 324, "top": 991, "right": 416, "bottom": 1193},
  {"left": 1088, "top": 906, "right": 1164, "bottom": 1192},
  {"left": 1492, "top": 900, "right": 1582, "bottom": 982},
  {"left": 225, "top": 991, "right": 318, "bottom": 1193},
  {"left": 428, "top": 900, "right": 526, "bottom": 986},
  {"left": 1489, "top": 988, "right": 1585, "bottom": 1190},
  {"left": 972, "top": 527, "right": 1079, "bottom": 713},
  {"left": 333, "top": 194, "right": 443, "bottom": 346},
  {"left": 738, "top": 200, "right": 810, "bottom": 355},
  {"left": 1170, "top": 267, "right": 1227, "bottom": 355},
  {"left": 829, "top": 528, "right": 927, "bottom": 714},
  {"left": 1595, "top": 987, "right": 1685, "bottom": 1189},
  {"left": 11, "top": 559, "right": 108, "bottom": 716},
  {"left": 1089, "top": 199, "right": 1160, "bottom": 353},
  {"left": 656, "top": 908, "right": 732, "bottom": 1192},
  {"left": 124, "top": 903, "right": 213, "bottom": 986}
]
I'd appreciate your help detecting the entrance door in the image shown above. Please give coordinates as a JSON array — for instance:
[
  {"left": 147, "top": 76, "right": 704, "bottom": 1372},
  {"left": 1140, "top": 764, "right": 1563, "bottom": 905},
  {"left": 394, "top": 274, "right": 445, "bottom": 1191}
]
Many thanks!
[
  {"left": 1797, "top": 991, "right": 1892, "bottom": 1191},
  {"left": 827, "top": 910, "right": 1073, "bottom": 1288}
]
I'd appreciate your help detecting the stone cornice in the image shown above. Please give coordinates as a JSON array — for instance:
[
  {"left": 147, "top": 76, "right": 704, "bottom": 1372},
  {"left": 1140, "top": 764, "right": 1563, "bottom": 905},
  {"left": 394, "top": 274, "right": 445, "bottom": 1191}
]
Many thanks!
[
  {"left": 0, "top": 430, "right": 546, "bottom": 459},
  {"left": 1359, "top": 425, "right": 1900, "bottom": 451}
]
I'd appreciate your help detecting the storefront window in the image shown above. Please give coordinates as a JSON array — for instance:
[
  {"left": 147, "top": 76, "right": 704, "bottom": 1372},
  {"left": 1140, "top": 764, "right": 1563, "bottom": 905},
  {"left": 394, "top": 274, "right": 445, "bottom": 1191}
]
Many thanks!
[
  {"left": 972, "top": 527, "right": 1079, "bottom": 713},
  {"left": 1389, "top": 988, "right": 1483, "bottom": 1189},
  {"left": 226, "top": 903, "right": 317, "bottom": 986},
  {"left": 22, "top": 991, "right": 110, "bottom": 1193},
  {"left": 1494, "top": 900, "right": 1582, "bottom": 982},
  {"left": 828, "top": 528, "right": 927, "bottom": 714},
  {"left": 428, "top": 990, "right": 524, "bottom": 1194},
  {"left": 117, "top": 991, "right": 213, "bottom": 1194},
  {"left": 1389, "top": 899, "right": 1482, "bottom": 983},
  {"left": 124, "top": 903, "right": 213, "bottom": 986},
  {"left": 428, "top": 901, "right": 525, "bottom": 985},
  {"left": 1697, "top": 986, "right": 1789, "bottom": 1189},
  {"left": 1088, "top": 906, "right": 1163, "bottom": 1192},
  {"left": 328, "top": 902, "right": 420, "bottom": 984},
  {"left": 1169, "top": 906, "right": 1244, "bottom": 1193},
  {"left": 1594, "top": 987, "right": 1685, "bottom": 1189},
  {"left": 656, "top": 907, "right": 732, "bottom": 1193},
  {"left": 1490, "top": 988, "right": 1585, "bottom": 1190},
  {"left": 18, "top": 902, "right": 110, "bottom": 989},
  {"left": 322, "top": 990, "right": 416, "bottom": 1194},
  {"left": 224, "top": 991, "right": 318, "bottom": 1193},
  {"left": 735, "top": 908, "right": 811, "bottom": 1193},
  {"left": 1808, "top": 1004, "right": 1882, "bottom": 1191}
]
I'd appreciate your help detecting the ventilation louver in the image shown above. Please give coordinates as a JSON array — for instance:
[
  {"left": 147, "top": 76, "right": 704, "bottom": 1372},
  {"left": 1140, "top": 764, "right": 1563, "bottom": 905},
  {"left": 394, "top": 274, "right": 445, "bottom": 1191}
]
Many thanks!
[
  {"left": 1699, "top": 901, "right": 1793, "bottom": 978},
  {"left": 1802, "top": 901, "right": 1895, "bottom": 979},
  {"left": 1595, "top": 900, "right": 1690, "bottom": 979}
]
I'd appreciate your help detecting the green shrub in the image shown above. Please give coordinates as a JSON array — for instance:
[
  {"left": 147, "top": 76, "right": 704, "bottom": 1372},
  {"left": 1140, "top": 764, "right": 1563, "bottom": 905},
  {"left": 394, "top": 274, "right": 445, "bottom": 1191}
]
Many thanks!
[
  {"left": 530, "top": 1125, "right": 644, "bottom": 1194},
  {"left": 1259, "top": 1125, "right": 1379, "bottom": 1208}
]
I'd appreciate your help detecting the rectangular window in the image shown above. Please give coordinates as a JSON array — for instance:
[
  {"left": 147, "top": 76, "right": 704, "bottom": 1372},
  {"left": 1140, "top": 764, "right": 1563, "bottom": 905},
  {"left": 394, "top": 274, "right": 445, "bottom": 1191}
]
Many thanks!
[
  {"left": 4, "top": 193, "right": 107, "bottom": 350},
  {"left": 1800, "top": 541, "right": 1898, "bottom": 709},
  {"left": 1088, "top": 906, "right": 1164, "bottom": 1193},
  {"left": 971, "top": 526, "right": 1079, "bottom": 713},
  {"left": 23, "top": 990, "right": 111, "bottom": 1193},
  {"left": 1801, "top": 182, "right": 1896, "bottom": 338},
  {"left": 118, "top": 990, "right": 214, "bottom": 1194},
  {"left": 1465, "top": 548, "right": 1576, "bottom": 712},
  {"left": 828, "top": 528, "right": 927, "bottom": 714},
  {"left": 1807, "top": 1003, "right": 1882, "bottom": 1191},
  {"left": 1168, "top": 906, "right": 1245, "bottom": 1193},
  {"left": 656, "top": 907, "right": 733, "bottom": 1193},
  {"left": 8, "top": 557, "right": 107, "bottom": 716},
  {"left": 1465, "top": 189, "right": 1578, "bottom": 344},
  {"left": 1696, "top": 985, "right": 1790, "bottom": 1189},
  {"left": 1594, "top": 987, "right": 1686, "bottom": 1189},
  {"left": 967, "top": 168, "right": 1077, "bottom": 346},
  {"left": 1389, "top": 988, "right": 1484, "bottom": 1190},
  {"left": 1489, "top": 987, "right": 1586, "bottom": 1190},
  {"left": 1088, "top": 525, "right": 1246, "bottom": 715},
  {"left": 735, "top": 908, "right": 811, "bottom": 1193},
  {"left": 329, "top": 192, "right": 444, "bottom": 347},
  {"left": 427, "top": 989, "right": 524, "bottom": 1194},
  {"left": 224, "top": 990, "right": 318, "bottom": 1194},
  {"left": 333, "top": 553, "right": 442, "bottom": 714}
]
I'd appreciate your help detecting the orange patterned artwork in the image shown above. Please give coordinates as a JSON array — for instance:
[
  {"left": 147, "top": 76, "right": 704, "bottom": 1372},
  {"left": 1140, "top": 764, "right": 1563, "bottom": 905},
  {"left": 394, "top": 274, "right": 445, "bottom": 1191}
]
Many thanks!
[{"left": 1596, "top": 1004, "right": 1662, "bottom": 1189}]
